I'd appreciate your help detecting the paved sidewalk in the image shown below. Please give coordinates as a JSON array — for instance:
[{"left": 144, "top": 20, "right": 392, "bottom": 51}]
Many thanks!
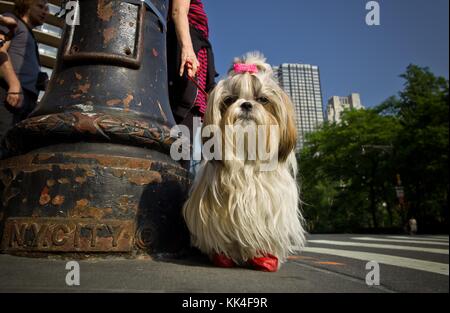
[{"left": 0, "top": 252, "right": 386, "bottom": 293}]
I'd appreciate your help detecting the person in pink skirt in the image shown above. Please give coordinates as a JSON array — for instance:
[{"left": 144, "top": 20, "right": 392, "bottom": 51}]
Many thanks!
[{"left": 168, "top": 0, "right": 217, "bottom": 142}]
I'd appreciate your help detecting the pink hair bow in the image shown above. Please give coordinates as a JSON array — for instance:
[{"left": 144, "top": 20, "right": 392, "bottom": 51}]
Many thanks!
[{"left": 233, "top": 63, "right": 259, "bottom": 74}]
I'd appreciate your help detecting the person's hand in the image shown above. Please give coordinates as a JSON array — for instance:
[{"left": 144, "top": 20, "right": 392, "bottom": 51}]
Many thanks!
[
  {"left": 180, "top": 47, "right": 199, "bottom": 78},
  {"left": 6, "top": 82, "right": 23, "bottom": 109},
  {"left": 0, "top": 15, "right": 17, "bottom": 30}
]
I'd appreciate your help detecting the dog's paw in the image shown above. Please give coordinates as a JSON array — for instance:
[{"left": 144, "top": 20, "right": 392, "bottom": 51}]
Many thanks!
[
  {"left": 211, "top": 253, "right": 236, "bottom": 268},
  {"left": 248, "top": 254, "right": 279, "bottom": 272}
]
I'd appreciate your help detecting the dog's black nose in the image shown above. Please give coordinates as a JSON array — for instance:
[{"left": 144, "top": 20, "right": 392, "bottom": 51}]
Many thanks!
[{"left": 240, "top": 102, "right": 253, "bottom": 112}]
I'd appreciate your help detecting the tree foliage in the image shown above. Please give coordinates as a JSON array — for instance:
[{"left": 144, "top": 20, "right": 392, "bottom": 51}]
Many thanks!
[{"left": 300, "top": 65, "right": 449, "bottom": 233}]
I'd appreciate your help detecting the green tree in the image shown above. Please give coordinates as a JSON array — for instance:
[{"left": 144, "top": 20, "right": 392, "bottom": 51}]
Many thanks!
[
  {"left": 378, "top": 65, "right": 449, "bottom": 231},
  {"left": 300, "top": 109, "right": 400, "bottom": 232},
  {"left": 300, "top": 65, "right": 449, "bottom": 233}
]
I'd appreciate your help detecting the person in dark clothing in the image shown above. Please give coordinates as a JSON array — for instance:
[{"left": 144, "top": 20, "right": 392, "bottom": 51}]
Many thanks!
[{"left": 0, "top": 0, "right": 49, "bottom": 159}]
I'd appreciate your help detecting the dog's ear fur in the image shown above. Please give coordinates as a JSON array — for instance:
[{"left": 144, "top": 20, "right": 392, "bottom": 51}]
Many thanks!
[
  {"left": 278, "top": 91, "right": 298, "bottom": 162},
  {"left": 202, "top": 81, "right": 223, "bottom": 144}
]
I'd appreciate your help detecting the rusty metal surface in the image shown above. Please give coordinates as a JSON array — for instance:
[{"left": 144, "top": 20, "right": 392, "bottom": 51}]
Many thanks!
[
  {"left": 4, "top": 0, "right": 176, "bottom": 155},
  {"left": 21, "top": 0, "right": 174, "bottom": 133},
  {"left": 0, "top": 143, "right": 191, "bottom": 255},
  {"left": 0, "top": 0, "right": 191, "bottom": 258},
  {"left": 63, "top": 1, "right": 145, "bottom": 69},
  {"left": 1, "top": 218, "right": 135, "bottom": 252},
  {"left": 5, "top": 111, "right": 177, "bottom": 155}
]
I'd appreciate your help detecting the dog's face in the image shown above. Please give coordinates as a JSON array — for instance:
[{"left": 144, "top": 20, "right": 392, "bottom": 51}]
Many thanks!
[{"left": 203, "top": 53, "right": 297, "bottom": 162}]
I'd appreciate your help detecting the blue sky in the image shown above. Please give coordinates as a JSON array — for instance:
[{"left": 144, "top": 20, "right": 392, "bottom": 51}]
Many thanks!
[{"left": 204, "top": 0, "right": 449, "bottom": 109}]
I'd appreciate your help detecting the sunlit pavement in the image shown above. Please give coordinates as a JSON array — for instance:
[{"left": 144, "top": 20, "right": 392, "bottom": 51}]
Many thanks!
[{"left": 0, "top": 234, "right": 447, "bottom": 293}]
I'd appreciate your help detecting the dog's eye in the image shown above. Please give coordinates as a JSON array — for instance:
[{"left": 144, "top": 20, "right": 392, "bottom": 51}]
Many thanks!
[
  {"left": 223, "top": 96, "right": 237, "bottom": 106},
  {"left": 256, "top": 96, "right": 270, "bottom": 105}
]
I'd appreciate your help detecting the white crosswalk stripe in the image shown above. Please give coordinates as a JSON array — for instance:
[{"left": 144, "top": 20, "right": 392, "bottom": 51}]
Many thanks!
[
  {"left": 303, "top": 247, "right": 449, "bottom": 276},
  {"left": 429, "top": 236, "right": 449, "bottom": 240},
  {"left": 303, "top": 236, "right": 449, "bottom": 276},
  {"left": 308, "top": 240, "right": 448, "bottom": 255},
  {"left": 387, "top": 236, "right": 449, "bottom": 242},
  {"left": 351, "top": 237, "right": 449, "bottom": 246}
]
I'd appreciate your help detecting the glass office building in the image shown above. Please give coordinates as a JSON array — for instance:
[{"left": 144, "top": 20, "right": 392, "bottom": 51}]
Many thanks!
[{"left": 273, "top": 63, "right": 325, "bottom": 150}]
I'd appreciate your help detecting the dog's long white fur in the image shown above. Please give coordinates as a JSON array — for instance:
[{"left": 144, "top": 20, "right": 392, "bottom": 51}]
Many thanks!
[{"left": 182, "top": 52, "right": 306, "bottom": 265}]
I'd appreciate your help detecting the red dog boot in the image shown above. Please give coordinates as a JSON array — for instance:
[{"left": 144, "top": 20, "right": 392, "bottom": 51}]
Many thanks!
[
  {"left": 212, "top": 253, "right": 236, "bottom": 268},
  {"left": 248, "top": 254, "right": 279, "bottom": 272}
]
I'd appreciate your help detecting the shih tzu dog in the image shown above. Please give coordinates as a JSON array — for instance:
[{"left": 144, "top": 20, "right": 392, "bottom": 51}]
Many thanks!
[{"left": 182, "top": 52, "right": 306, "bottom": 272}]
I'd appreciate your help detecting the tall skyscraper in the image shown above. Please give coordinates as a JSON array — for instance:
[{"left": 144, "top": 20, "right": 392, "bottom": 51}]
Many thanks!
[
  {"left": 273, "top": 63, "right": 325, "bottom": 150},
  {"left": 327, "top": 93, "right": 364, "bottom": 123}
]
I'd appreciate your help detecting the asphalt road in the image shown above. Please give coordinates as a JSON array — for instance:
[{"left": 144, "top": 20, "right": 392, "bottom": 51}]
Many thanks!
[
  {"left": 0, "top": 234, "right": 447, "bottom": 293},
  {"left": 300, "top": 234, "right": 448, "bottom": 293}
]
